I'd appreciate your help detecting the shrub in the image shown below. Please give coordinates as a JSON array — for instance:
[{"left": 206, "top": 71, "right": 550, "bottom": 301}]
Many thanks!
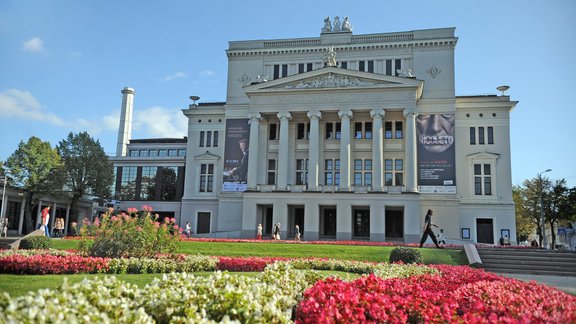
[
  {"left": 18, "top": 236, "right": 52, "bottom": 250},
  {"left": 389, "top": 247, "right": 422, "bottom": 264},
  {"left": 78, "top": 206, "right": 182, "bottom": 258}
]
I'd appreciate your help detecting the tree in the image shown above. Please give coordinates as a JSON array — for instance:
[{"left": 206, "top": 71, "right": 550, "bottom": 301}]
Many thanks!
[
  {"left": 545, "top": 180, "right": 576, "bottom": 248},
  {"left": 5, "top": 137, "right": 64, "bottom": 233},
  {"left": 513, "top": 185, "right": 533, "bottom": 242},
  {"left": 516, "top": 176, "right": 552, "bottom": 247},
  {"left": 57, "top": 132, "right": 114, "bottom": 227}
]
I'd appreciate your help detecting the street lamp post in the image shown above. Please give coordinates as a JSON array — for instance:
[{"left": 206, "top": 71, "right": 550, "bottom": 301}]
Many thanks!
[
  {"left": 538, "top": 168, "right": 552, "bottom": 249},
  {"left": 0, "top": 167, "right": 10, "bottom": 225}
]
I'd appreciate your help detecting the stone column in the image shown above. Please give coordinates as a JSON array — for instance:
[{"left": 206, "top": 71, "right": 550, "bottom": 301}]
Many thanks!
[
  {"left": 307, "top": 111, "right": 322, "bottom": 191},
  {"left": 247, "top": 112, "right": 262, "bottom": 190},
  {"left": 277, "top": 111, "right": 292, "bottom": 190},
  {"left": 370, "top": 108, "right": 385, "bottom": 191},
  {"left": 404, "top": 108, "right": 418, "bottom": 192},
  {"left": 338, "top": 109, "right": 353, "bottom": 191}
]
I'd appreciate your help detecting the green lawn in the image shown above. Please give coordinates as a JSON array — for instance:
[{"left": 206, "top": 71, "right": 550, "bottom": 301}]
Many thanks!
[{"left": 0, "top": 239, "right": 467, "bottom": 297}]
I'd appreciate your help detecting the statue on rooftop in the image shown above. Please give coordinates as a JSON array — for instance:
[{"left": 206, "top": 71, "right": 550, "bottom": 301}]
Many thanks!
[
  {"left": 333, "top": 16, "right": 341, "bottom": 31},
  {"left": 322, "top": 17, "right": 332, "bottom": 32},
  {"left": 342, "top": 17, "right": 352, "bottom": 32},
  {"left": 324, "top": 46, "right": 337, "bottom": 67}
]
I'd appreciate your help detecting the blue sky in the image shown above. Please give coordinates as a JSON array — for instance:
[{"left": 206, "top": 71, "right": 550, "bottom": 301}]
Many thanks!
[{"left": 0, "top": 0, "right": 575, "bottom": 187}]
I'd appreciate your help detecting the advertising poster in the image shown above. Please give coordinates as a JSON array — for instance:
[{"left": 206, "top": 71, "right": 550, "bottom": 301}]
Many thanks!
[
  {"left": 223, "top": 119, "right": 250, "bottom": 192},
  {"left": 416, "top": 113, "right": 456, "bottom": 194}
]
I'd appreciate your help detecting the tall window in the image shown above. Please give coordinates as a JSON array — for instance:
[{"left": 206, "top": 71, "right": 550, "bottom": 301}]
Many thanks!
[
  {"left": 385, "top": 159, "right": 404, "bottom": 186},
  {"left": 487, "top": 127, "right": 494, "bottom": 144},
  {"left": 200, "top": 131, "right": 219, "bottom": 147},
  {"left": 470, "top": 127, "right": 476, "bottom": 145},
  {"left": 267, "top": 159, "right": 276, "bottom": 185},
  {"left": 354, "top": 159, "right": 372, "bottom": 186},
  {"left": 474, "top": 164, "right": 492, "bottom": 195},
  {"left": 269, "top": 123, "right": 278, "bottom": 140},
  {"left": 324, "top": 159, "right": 340, "bottom": 185},
  {"left": 273, "top": 64, "right": 288, "bottom": 79},
  {"left": 297, "top": 123, "right": 309, "bottom": 140},
  {"left": 340, "top": 61, "right": 347, "bottom": 69},
  {"left": 325, "top": 122, "right": 341, "bottom": 139},
  {"left": 296, "top": 159, "right": 308, "bottom": 185},
  {"left": 199, "top": 164, "right": 214, "bottom": 193},
  {"left": 354, "top": 122, "right": 372, "bottom": 139},
  {"left": 140, "top": 166, "right": 158, "bottom": 200},
  {"left": 478, "top": 127, "right": 485, "bottom": 145},
  {"left": 119, "top": 166, "right": 137, "bottom": 200},
  {"left": 358, "top": 60, "right": 374, "bottom": 72}
]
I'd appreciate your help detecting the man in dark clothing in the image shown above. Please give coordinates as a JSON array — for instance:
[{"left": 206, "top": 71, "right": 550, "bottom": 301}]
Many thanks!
[{"left": 419, "top": 209, "right": 443, "bottom": 248}]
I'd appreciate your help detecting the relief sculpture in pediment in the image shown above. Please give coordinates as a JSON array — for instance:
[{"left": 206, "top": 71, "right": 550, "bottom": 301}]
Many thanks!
[{"left": 285, "top": 74, "right": 376, "bottom": 89}]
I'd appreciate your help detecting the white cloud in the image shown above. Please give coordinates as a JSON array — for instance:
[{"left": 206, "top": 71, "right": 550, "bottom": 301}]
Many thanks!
[
  {"left": 133, "top": 106, "right": 187, "bottom": 138},
  {"left": 22, "top": 37, "right": 46, "bottom": 53},
  {"left": 163, "top": 72, "right": 188, "bottom": 82},
  {"left": 0, "top": 89, "right": 65, "bottom": 125},
  {"left": 201, "top": 70, "right": 216, "bottom": 77}
]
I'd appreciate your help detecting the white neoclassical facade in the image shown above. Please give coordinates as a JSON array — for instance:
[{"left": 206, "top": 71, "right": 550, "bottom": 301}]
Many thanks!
[{"left": 114, "top": 19, "right": 518, "bottom": 244}]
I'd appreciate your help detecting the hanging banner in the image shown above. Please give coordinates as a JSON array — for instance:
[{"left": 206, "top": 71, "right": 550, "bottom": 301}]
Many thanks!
[
  {"left": 222, "top": 119, "right": 250, "bottom": 192},
  {"left": 416, "top": 113, "right": 456, "bottom": 194}
]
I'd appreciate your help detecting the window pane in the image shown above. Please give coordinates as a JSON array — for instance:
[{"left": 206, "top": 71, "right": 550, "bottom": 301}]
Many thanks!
[
  {"left": 335, "top": 159, "right": 340, "bottom": 170},
  {"left": 208, "top": 164, "right": 214, "bottom": 174},
  {"left": 269, "top": 124, "right": 277, "bottom": 140},
  {"left": 395, "top": 159, "right": 403, "bottom": 171},
  {"left": 475, "top": 177, "right": 482, "bottom": 195},
  {"left": 213, "top": 131, "right": 219, "bottom": 147},
  {"left": 354, "top": 159, "right": 362, "bottom": 170},
  {"left": 484, "top": 164, "right": 491, "bottom": 175},
  {"left": 273, "top": 65, "right": 280, "bottom": 79},
  {"left": 307, "top": 63, "right": 313, "bottom": 71},
  {"left": 267, "top": 172, "right": 275, "bottom": 185},
  {"left": 487, "top": 127, "right": 494, "bottom": 144},
  {"left": 368, "top": 60, "right": 374, "bottom": 73},
  {"left": 335, "top": 172, "right": 340, "bottom": 185},
  {"left": 200, "top": 175, "right": 206, "bottom": 192},
  {"left": 364, "top": 159, "right": 372, "bottom": 170},
  {"left": 365, "top": 122, "right": 372, "bottom": 139},
  {"left": 130, "top": 150, "right": 138, "bottom": 157},
  {"left": 207, "top": 175, "right": 213, "bottom": 192},
  {"left": 470, "top": 127, "right": 476, "bottom": 145},
  {"left": 268, "top": 159, "right": 276, "bottom": 170},
  {"left": 474, "top": 164, "right": 481, "bottom": 175},
  {"left": 325, "top": 173, "right": 333, "bottom": 185},
  {"left": 168, "top": 150, "right": 177, "bottom": 156},
  {"left": 206, "top": 131, "right": 212, "bottom": 147},
  {"left": 359, "top": 61, "right": 365, "bottom": 71},
  {"left": 139, "top": 150, "right": 148, "bottom": 157},
  {"left": 386, "top": 60, "right": 392, "bottom": 75},
  {"left": 298, "top": 63, "right": 304, "bottom": 73},
  {"left": 385, "top": 173, "right": 393, "bottom": 186},
  {"left": 395, "top": 172, "right": 403, "bottom": 186},
  {"left": 479, "top": 127, "right": 485, "bottom": 144},
  {"left": 355, "top": 123, "right": 362, "bottom": 139},
  {"left": 484, "top": 177, "right": 492, "bottom": 195},
  {"left": 395, "top": 121, "right": 403, "bottom": 139},
  {"left": 325, "top": 159, "right": 333, "bottom": 170},
  {"left": 335, "top": 123, "right": 341, "bottom": 139},
  {"left": 326, "top": 123, "right": 333, "bottom": 139},
  {"left": 354, "top": 172, "right": 362, "bottom": 185},
  {"left": 385, "top": 122, "right": 392, "bottom": 139},
  {"left": 297, "top": 123, "right": 305, "bottom": 139},
  {"left": 341, "top": 61, "right": 347, "bottom": 69},
  {"left": 149, "top": 150, "right": 158, "bottom": 157},
  {"left": 201, "top": 164, "right": 206, "bottom": 173},
  {"left": 159, "top": 149, "right": 167, "bottom": 156},
  {"left": 296, "top": 159, "right": 304, "bottom": 170},
  {"left": 178, "top": 149, "right": 186, "bottom": 156},
  {"left": 364, "top": 173, "right": 372, "bottom": 185},
  {"left": 199, "top": 131, "right": 205, "bottom": 147},
  {"left": 385, "top": 159, "right": 393, "bottom": 171}
]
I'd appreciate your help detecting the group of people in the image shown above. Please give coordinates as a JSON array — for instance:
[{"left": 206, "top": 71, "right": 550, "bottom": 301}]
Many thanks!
[
  {"left": 40, "top": 207, "right": 66, "bottom": 238},
  {"left": 256, "top": 223, "right": 301, "bottom": 241}
]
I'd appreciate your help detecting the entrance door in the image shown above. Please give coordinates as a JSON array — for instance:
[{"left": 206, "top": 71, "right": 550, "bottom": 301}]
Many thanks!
[
  {"left": 476, "top": 218, "right": 494, "bottom": 244},
  {"left": 385, "top": 209, "right": 404, "bottom": 239},
  {"left": 321, "top": 207, "right": 336, "bottom": 237},
  {"left": 294, "top": 207, "right": 304, "bottom": 236},
  {"left": 353, "top": 208, "right": 370, "bottom": 238},
  {"left": 265, "top": 207, "right": 273, "bottom": 235},
  {"left": 197, "top": 212, "right": 211, "bottom": 234}
]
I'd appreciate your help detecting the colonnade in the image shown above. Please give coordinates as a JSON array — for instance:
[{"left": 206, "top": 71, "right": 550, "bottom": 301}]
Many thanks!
[{"left": 246, "top": 108, "right": 418, "bottom": 193}]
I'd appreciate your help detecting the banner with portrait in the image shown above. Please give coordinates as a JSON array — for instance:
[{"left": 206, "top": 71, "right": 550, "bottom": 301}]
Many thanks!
[
  {"left": 416, "top": 113, "right": 456, "bottom": 194},
  {"left": 223, "top": 119, "right": 250, "bottom": 192}
]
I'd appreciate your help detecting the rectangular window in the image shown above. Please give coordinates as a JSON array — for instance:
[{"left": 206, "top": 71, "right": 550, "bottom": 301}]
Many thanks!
[
  {"left": 353, "top": 159, "right": 372, "bottom": 185},
  {"left": 385, "top": 122, "right": 393, "bottom": 139},
  {"left": 474, "top": 163, "right": 492, "bottom": 195},
  {"left": 298, "top": 63, "right": 304, "bottom": 74},
  {"left": 296, "top": 159, "right": 308, "bottom": 185},
  {"left": 355, "top": 122, "right": 372, "bottom": 139},
  {"left": 149, "top": 150, "right": 158, "bottom": 157},
  {"left": 206, "top": 131, "right": 212, "bottom": 147},
  {"left": 385, "top": 159, "right": 403, "bottom": 186},
  {"left": 324, "top": 159, "right": 340, "bottom": 185},
  {"left": 282, "top": 64, "right": 288, "bottom": 77},
  {"left": 129, "top": 150, "right": 138, "bottom": 157},
  {"left": 178, "top": 149, "right": 186, "bottom": 157},
  {"left": 367, "top": 60, "right": 374, "bottom": 73},
  {"left": 120, "top": 166, "right": 137, "bottom": 200},
  {"left": 355, "top": 122, "right": 363, "bottom": 139},
  {"left": 297, "top": 123, "right": 309, "bottom": 140},
  {"left": 273, "top": 65, "right": 280, "bottom": 79},
  {"left": 139, "top": 150, "right": 148, "bottom": 157},
  {"left": 478, "top": 127, "right": 485, "bottom": 145},
  {"left": 395, "top": 121, "right": 403, "bottom": 139},
  {"left": 335, "top": 122, "right": 341, "bottom": 139},
  {"left": 325, "top": 122, "right": 333, "bottom": 139},
  {"left": 199, "top": 164, "right": 214, "bottom": 192},
  {"left": 470, "top": 127, "right": 476, "bottom": 145},
  {"left": 199, "top": 131, "right": 205, "bottom": 147},
  {"left": 159, "top": 149, "right": 167, "bottom": 157},
  {"left": 487, "top": 127, "right": 494, "bottom": 144},
  {"left": 395, "top": 59, "right": 401, "bottom": 76},
  {"left": 386, "top": 60, "right": 392, "bottom": 75},
  {"left": 168, "top": 149, "right": 177, "bottom": 156},
  {"left": 359, "top": 61, "right": 365, "bottom": 72},
  {"left": 341, "top": 61, "right": 347, "bottom": 69},
  {"left": 267, "top": 159, "right": 276, "bottom": 185},
  {"left": 269, "top": 123, "right": 278, "bottom": 140},
  {"left": 365, "top": 122, "right": 373, "bottom": 139},
  {"left": 307, "top": 63, "right": 313, "bottom": 71},
  {"left": 213, "top": 131, "right": 219, "bottom": 147},
  {"left": 140, "top": 166, "right": 157, "bottom": 200}
]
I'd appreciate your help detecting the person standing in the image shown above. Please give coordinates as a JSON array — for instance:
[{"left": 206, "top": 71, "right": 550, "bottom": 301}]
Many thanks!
[
  {"left": 437, "top": 228, "right": 446, "bottom": 245},
  {"left": 185, "top": 221, "right": 191, "bottom": 238},
  {"left": 41, "top": 206, "right": 51, "bottom": 238},
  {"left": 273, "top": 223, "right": 281, "bottom": 240},
  {"left": 419, "top": 209, "right": 442, "bottom": 248},
  {"left": 257, "top": 223, "right": 262, "bottom": 240},
  {"left": 294, "top": 225, "right": 301, "bottom": 241}
]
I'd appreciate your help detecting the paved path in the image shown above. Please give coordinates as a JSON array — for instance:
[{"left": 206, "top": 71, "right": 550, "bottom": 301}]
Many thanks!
[{"left": 497, "top": 273, "right": 576, "bottom": 295}]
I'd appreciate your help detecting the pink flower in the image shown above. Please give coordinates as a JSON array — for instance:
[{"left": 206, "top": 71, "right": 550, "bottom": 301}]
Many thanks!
[
  {"left": 136, "top": 226, "right": 143, "bottom": 232},
  {"left": 142, "top": 205, "right": 153, "bottom": 212},
  {"left": 93, "top": 217, "right": 100, "bottom": 227},
  {"left": 127, "top": 208, "right": 138, "bottom": 214}
]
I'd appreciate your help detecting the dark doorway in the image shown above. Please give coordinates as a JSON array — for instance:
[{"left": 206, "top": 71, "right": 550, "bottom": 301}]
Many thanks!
[
  {"left": 197, "top": 212, "right": 211, "bottom": 234},
  {"left": 321, "top": 207, "right": 336, "bottom": 237},
  {"left": 385, "top": 209, "right": 404, "bottom": 239},
  {"left": 294, "top": 207, "right": 304, "bottom": 236},
  {"left": 476, "top": 218, "right": 494, "bottom": 244},
  {"left": 353, "top": 207, "right": 370, "bottom": 238},
  {"left": 265, "top": 207, "right": 273, "bottom": 235}
]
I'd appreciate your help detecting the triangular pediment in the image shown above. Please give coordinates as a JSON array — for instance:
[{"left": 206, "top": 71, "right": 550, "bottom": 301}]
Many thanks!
[
  {"left": 244, "top": 67, "right": 423, "bottom": 95},
  {"left": 194, "top": 151, "right": 221, "bottom": 161},
  {"left": 466, "top": 152, "right": 500, "bottom": 159}
]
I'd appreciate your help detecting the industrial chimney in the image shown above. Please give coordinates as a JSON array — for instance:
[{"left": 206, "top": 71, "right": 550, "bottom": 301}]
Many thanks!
[{"left": 116, "top": 87, "right": 135, "bottom": 157}]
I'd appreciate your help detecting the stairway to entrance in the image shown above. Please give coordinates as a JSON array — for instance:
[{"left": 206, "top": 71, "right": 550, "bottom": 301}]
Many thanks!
[{"left": 476, "top": 247, "right": 576, "bottom": 276}]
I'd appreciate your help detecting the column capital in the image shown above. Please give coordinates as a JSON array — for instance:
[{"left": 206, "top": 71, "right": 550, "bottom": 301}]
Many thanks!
[
  {"left": 338, "top": 109, "right": 353, "bottom": 119},
  {"left": 307, "top": 110, "right": 322, "bottom": 120},
  {"left": 277, "top": 111, "right": 292, "bottom": 120},
  {"left": 403, "top": 108, "right": 418, "bottom": 117},
  {"left": 248, "top": 112, "right": 262, "bottom": 123},
  {"left": 370, "top": 108, "right": 385, "bottom": 119}
]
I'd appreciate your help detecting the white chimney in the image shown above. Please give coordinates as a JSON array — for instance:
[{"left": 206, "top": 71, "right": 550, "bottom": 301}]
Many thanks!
[{"left": 116, "top": 87, "right": 135, "bottom": 157}]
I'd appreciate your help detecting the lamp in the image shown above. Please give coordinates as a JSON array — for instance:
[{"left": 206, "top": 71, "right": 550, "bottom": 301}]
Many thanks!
[
  {"left": 0, "top": 166, "right": 10, "bottom": 226},
  {"left": 189, "top": 96, "right": 200, "bottom": 106},
  {"left": 538, "top": 168, "right": 552, "bottom": 249}
]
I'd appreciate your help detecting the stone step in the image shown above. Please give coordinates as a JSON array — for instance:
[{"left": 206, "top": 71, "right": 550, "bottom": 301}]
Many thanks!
[{"left": 476, "top": 247, "right": 576, "bottom": 276}]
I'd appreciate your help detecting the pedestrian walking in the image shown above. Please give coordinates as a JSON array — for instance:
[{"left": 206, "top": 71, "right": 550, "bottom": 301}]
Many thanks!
[{"left": 419, "top": 209, "right": 442, "bottom": 248}]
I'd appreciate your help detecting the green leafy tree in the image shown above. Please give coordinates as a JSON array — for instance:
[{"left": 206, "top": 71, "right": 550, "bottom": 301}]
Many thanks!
[
  {"left": 517, "top": 176, "right": 552, "bottom": 247},
  {"left": 57, "top": 132, "right": 114, "bottom": 226},
  {"left": 513, "top": 185, "right": 533, "bottom": 242},
  {"left": 5, "top": 137, "right": 64, "bottom": 233},
  {"left": 545, "top": 180, "right": 576, "bottom": 248}
]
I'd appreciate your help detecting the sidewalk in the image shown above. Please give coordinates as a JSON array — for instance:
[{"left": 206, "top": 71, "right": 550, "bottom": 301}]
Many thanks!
[{"left": 497, "top": 273, "right": 576, "bottom": 295}]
